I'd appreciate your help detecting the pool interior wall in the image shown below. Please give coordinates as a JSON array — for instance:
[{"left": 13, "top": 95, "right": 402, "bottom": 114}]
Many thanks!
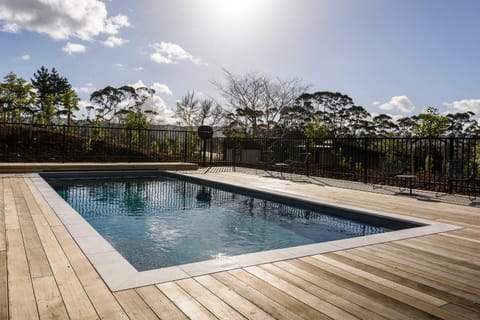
[
  {"left": 44, "top": 171, "right": 419, "bottom": 271},
  {"left": 33, "top": 170, "right": 460, "bottom": 291},
  {"left": 41, "top": 170, "right": 421, "bottom": 231}
]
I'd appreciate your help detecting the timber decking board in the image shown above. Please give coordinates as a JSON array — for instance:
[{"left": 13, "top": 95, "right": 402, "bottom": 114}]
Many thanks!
[
  {"left": 135, "top": 285, "right": 189, "bottom": 320},
  {"left": 229, "top": 268, "right": 331, "bottom": 320},
  {"left": 259, "top": 263, "right": 388, "bottom": 320},
  {"left": 1, "top": 172, "right": 479, "bottom": 320},
  {"left": 113, "top": 290, "right": 160, "bottom": 320},
  {"left": 274, "top": 260, "right": 413, "bottom": 320},
  {"left": 213, "top": 271, "right": 305, "bottom": 320},
  {"left": 194, "top": 274, "right": 276, "bottom": 320},
  {"left": 330, "top": 250, "right": 480, "bottom": 310},
  {"left": 176, "top": 278, "right": 247, "bottom": 320}
]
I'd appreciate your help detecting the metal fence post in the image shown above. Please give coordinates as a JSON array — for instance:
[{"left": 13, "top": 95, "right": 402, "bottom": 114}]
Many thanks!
[
  {"left": 233, "top": 138, "right": 236, "bottom": 168},
  {"left": 183, "top": 130, "right": 188, "bottom": 162},
  {"left": 62, "top": 124, "right": 66, "bottom": 163},
  {"left": 448, "top": 135, "right": 455, "bottom": 194},
  {"left": 129, "top": 128, "right": 133, "bottom": 162},
  {"left": 363, "top": 138, "right": 368, "bottom": 184}
]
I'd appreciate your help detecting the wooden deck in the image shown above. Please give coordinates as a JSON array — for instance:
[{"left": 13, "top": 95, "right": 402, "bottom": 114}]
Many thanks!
[
  {"left": 1, "top": 172, "right": 479, "bottom": 320},
  {"left": 0, "top": 162, "right": 198, "bottom": 173}
]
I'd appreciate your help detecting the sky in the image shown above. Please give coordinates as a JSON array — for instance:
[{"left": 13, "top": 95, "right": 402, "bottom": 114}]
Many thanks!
[{"left": 1, "top": 0, "right": 480, "bottom": 123}]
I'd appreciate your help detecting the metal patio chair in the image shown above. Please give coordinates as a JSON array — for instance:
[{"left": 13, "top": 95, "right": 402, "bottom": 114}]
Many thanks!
[{"left": 437, "top": 161, "right": 478, "bottom": 200}]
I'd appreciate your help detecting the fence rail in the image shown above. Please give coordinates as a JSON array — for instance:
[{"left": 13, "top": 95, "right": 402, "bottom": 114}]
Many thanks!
[{"left": 1, "top": 123, "right": 479, "bottom": 197}]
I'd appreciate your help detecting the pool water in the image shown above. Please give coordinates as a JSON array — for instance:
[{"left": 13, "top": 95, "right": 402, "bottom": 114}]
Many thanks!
[{"left": 49, "top": 174, "right": 397, "bottom": 271}]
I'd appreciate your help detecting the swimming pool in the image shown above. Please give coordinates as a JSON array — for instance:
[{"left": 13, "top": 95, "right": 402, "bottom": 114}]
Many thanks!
[{"left": 43, "top": 171, "right": 418, "bottom": 271}]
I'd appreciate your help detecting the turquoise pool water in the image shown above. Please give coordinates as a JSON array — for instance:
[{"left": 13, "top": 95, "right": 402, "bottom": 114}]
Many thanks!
[{"left": 46, "top": 173, "right": 405, "bottom": 271}]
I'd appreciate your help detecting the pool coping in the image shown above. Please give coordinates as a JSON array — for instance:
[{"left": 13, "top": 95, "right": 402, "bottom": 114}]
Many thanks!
[{"left": 30, "top": 172, "right": 462, "bottom": 292}]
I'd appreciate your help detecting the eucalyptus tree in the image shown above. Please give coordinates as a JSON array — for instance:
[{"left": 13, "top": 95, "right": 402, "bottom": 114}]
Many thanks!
[
  {"left": 295, "top": 91, "right": 355, "bottom": 137},
  {"left": 90, "top": 85, "right": 155, "bottom": 123},
  {"left": 0, "top": 72, "right": 37, "bottom": 122},
  {"left": 464, "top": 119, "right": 480, "bottom": 136},
  {"left": 345, "top": 105, "right": 371, "bottom": 136},
  {"left": 372, "top": 114, "right": 398, "bottom": 137},
  {"left": 90, "top": 86, "right": 126, "bottom": 121},
  {"left": 446, "top": 111, "right": 476, "bottom": 136},
  {"left": 395, "top": 116, "right": 415, "bottom": 137},
  {"left": 277, "top": 100, "right": 315, "bottom": 137}
]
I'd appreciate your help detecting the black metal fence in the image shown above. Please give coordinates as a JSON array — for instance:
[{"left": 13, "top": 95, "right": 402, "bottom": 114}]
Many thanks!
[{"left": 1, "top": 123, "right": 479, "bottom": 196}]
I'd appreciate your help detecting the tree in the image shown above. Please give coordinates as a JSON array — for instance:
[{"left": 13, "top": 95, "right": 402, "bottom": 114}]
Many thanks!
[
  {"left": 305, "top": 117, "right": 330, "bottom": 139},
  {"left": 196, "top": 99, "right": 224, "bottom": 127},
  {"left": 295, "top": 91, "right": 355, "bottom": 137},
  {"left": 125, "top": 111, "right": 149, "bottom": 130},
  {"left": 345, "top": 105, "right": 371, "bottom": 136},
  {"left": 31, "top": 66, "right": 71, "bottom": 123},
  {"left": 89, "top": 85, "right": 155, "bottom": 123},
  {"left": 413, "top": 107, "right": 449, "bottom": 137},
  {"left": 59, "top": 88, "right": 80, "bottom": 126},
  {"left": 175, "top": 91, "right": 199, "bottom": 127},
  {"left": 446, "top": 111, "right": 475, "bottom": 136},
  {"left": 0, "top": 72, "right": 37, "bottom": 122},
  {"left": 277, "top": 100, "right": 315, "bottom": 137},
  {"left": 262, "top": 76, "right": 307, "bottom": 136},
  {"left": 395, "top": 116, "right": 415, "bottom": 137},
  {"left": 90, "top": 86, "right": 125, "bottom": 121},
  {"left": 36, "top": 94, "right": 56, "bottom": 125},
  {"left": 372, "top": 114, "right": 398, "bottom": 137},
  {"left": 214, "top": 69, "right": 306, "bottom": 137}
]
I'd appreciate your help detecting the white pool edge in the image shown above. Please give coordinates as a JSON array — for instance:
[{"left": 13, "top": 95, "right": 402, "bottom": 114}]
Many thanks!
[{"left": 29, "top": 172, "right": 462, "bottom": 291}]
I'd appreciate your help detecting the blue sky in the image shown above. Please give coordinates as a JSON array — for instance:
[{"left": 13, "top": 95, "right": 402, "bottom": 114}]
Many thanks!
[{"left": 1, "top": 0, "right": 479, "bottom": 123}]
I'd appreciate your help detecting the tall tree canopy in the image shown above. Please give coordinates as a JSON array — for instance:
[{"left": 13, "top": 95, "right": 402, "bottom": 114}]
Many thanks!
[
  {"left": 89, "top": 85, "right": 155, "bottom": 123},
  {"left": 31, "top": 66, "right": 71, "bottom": 123},
  {"left": 413, "top": 107, "right": 449, "bottom": 137}
]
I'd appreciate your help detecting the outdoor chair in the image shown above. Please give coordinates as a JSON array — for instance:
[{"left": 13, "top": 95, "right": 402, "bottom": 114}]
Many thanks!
[
  {"left": 437, "top": 161, "right": 478, "bottom": 200},
  {"left": 285, "top": 152, "right": 311, "bottom": 177},
  {"left": 256, "top": 150, "right": 277, "bottom": 174},
  {"left": 256, "top": 140, "right": 308, "bottom": 179}
]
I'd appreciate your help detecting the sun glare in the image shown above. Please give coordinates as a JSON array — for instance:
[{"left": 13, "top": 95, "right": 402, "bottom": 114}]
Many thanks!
[{"left": 209, "top": 0, "right": 267, "bottom": 21}]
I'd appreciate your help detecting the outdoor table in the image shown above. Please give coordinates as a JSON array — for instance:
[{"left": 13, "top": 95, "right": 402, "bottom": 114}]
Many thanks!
[{"left": 395, "top": 174, "right": 417, "bottom": 195}]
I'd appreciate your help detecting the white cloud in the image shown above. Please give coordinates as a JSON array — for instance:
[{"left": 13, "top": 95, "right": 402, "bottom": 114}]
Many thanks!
[
  {"left": 372, "top": 101, "right": 380, "bottom": 106},
  {"left": 152, "top": 83, "right": 172, "bottom": 95},
  {"left": 149, "top": 42, "right": 206, "bottom": 65},
  {"left": 74, "top": 82, "right": 95, "bottom": 94},
  {"left": 102, "top": 36, "right": 129, "bottom": 48},
  {"left": 0, "top": 0, "right": 129, "bottom": 41},
  {"left": 133, "top": 66, "right": 144, "bottom": 71},
  {"left": 129, "top": 80, "right": 175, "bottom": 124},
  {"left": 443, "top": 99, "right": 480, "bottom": 115},
  {"left": 379, "top": 95, "right": 415, "bottom": 113},
  {"left": 62, "top": 42, "right": 86, "bottom": 55},
  {"left": 0, "top": 21, "right": 19, "bottom": 33},
  {"left": 20, "top": 54, "right": 30, "bottom": 60},
  {"left": 114, "top": 63, "right": 124, "bottom": 68}
]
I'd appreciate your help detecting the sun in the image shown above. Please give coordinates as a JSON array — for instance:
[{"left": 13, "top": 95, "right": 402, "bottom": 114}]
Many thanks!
[{"left": 208, "top": 0, "right": 268, "bottom": 21}]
